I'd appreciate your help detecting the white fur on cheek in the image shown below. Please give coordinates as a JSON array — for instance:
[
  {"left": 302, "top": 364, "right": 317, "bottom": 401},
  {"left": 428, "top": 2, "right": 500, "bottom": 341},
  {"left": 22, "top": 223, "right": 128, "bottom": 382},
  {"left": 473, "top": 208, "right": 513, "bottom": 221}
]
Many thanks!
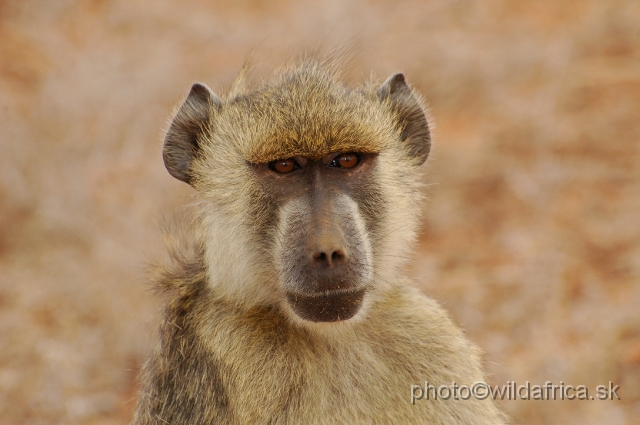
[
  {"left": 370, "top": 150, "right": 423, "bottom": 290},
  {"left": 201, "top": 202, "right": 282, "bottom": 308}
]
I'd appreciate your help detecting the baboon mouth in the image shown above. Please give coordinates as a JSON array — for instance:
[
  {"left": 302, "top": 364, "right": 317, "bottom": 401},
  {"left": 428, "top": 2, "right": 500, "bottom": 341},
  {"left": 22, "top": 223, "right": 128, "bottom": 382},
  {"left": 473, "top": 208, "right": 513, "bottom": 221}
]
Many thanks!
[{"left": 286, "top": 288, "right": 366, "bottom": 323}]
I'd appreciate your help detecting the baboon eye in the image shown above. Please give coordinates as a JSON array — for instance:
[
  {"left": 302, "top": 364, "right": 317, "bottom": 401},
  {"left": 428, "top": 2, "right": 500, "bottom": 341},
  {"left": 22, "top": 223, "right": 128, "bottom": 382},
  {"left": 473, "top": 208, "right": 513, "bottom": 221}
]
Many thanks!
[
  {"left": 268, "top": 158, "right": 300, "bottom": 174},
  {"left": 330, "top": 153, "right": 360, "bottom": 169}
]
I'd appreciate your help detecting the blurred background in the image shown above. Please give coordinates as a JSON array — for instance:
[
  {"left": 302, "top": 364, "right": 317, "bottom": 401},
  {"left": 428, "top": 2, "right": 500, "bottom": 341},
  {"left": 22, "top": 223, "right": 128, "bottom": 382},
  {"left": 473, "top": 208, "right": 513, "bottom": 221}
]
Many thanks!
[{"left": 1, "top": 0, "right": 639, "bottom": 423}]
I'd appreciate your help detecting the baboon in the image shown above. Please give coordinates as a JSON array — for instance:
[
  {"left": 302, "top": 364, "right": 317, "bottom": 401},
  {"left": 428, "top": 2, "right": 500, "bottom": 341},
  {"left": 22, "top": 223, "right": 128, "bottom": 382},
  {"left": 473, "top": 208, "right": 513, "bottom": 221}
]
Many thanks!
[{"left": 132, "top": 59, "right": 506, "bottom": 424}]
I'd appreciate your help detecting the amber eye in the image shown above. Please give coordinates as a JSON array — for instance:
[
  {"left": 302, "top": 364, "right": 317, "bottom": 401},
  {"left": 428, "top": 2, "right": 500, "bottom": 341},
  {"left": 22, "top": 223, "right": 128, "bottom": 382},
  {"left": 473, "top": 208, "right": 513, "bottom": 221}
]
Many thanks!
[
  {"left": 269, "top": 158, "right": 299, "bottom": 174},
  {"left": 331, "top": 153, "right": 360, "bottom": 169}
]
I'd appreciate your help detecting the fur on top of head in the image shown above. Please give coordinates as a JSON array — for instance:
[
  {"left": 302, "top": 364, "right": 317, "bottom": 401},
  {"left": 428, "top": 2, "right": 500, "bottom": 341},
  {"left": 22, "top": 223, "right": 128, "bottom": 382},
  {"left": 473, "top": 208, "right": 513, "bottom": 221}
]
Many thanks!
[{"left": 164, "top": 60, "right": 430, "bottom": 186}]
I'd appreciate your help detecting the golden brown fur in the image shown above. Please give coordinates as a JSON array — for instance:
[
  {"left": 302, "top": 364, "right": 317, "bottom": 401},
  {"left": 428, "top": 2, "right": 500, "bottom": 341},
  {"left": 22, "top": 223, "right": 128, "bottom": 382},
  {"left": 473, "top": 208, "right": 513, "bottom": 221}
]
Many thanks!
[{"left": 132, "top": 59, "right": 506, "bottom": 424}]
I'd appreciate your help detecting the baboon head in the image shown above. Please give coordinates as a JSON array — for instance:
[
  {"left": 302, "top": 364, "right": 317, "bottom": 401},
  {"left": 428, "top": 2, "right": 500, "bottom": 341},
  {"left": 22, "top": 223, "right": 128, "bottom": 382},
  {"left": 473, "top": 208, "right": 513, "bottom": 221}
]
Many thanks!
[{"left": 163, "top": 62, "right": 430, "bottom": 324}]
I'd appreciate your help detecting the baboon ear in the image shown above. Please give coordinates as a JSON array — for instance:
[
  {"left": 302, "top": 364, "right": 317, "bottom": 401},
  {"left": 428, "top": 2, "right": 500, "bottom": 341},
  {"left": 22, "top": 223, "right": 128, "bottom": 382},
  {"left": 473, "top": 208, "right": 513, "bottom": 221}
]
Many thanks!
[
  {"left": 378, "top": 73, "right": 431, "bottom": 164},
  {"left": 163, "top": 83, "right": 220, "bottom": 184}
]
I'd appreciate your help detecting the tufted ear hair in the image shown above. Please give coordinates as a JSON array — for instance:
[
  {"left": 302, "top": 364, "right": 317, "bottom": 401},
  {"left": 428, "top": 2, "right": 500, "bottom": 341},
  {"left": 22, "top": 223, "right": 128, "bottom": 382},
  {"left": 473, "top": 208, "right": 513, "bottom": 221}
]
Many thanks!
[
  {"left": 163, "top": 83, "right": 220, "bottom": 185},
  {"left": 377, "top": 73, "right": 431, "bottom": 165}
]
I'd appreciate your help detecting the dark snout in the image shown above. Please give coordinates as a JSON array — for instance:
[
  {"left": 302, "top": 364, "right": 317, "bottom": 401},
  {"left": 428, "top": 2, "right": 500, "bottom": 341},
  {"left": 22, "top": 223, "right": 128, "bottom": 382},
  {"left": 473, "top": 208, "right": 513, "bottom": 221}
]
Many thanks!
[{"left": 281, "top": 202, "right": 371, "bottom": 323}]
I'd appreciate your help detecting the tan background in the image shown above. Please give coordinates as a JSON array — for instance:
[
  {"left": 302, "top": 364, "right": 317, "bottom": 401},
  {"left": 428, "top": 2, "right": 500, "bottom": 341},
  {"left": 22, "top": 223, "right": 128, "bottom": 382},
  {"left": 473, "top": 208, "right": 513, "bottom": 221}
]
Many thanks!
[{"left": 1, "top": 0, "right": 639, "bottom": 423}]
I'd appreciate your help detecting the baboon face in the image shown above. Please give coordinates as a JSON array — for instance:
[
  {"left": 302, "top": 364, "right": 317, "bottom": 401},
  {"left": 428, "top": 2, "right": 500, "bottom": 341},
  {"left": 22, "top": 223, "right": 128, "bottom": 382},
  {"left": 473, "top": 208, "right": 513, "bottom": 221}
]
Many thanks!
[
  {"left": 162, "top": 63, "right": 430, "bottom": 324},
  {"left": 253, "top": 152, "right": 377, "bottom": 322}
]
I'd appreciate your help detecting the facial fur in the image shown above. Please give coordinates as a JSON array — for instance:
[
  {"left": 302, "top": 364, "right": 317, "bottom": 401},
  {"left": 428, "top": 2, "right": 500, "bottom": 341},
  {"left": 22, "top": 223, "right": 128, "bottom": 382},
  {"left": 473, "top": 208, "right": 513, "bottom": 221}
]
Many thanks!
[{"left": 163, "top": 60, "right": 431, "bottom": 325}]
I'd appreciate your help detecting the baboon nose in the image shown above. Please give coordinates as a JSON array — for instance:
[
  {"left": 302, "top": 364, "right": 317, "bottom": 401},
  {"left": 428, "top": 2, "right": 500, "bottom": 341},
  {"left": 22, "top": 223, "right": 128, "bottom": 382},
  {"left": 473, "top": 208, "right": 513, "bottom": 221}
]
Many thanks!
[
  {"left": 312, "top": 249, "right": 347, "bottom": 267},
  {"left": 309, "top": 227, "right": 349, "bottom": 269}
]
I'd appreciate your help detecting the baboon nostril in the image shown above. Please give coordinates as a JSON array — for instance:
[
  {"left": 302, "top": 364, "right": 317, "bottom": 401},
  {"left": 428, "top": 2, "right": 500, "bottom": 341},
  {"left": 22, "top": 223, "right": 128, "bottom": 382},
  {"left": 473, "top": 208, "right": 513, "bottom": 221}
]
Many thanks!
[
  {"left": 332, "top": 250, "right": 345, "bottom": 261},
  {"left": 314, "top": 252, "right": 328, "bottom": 262}
]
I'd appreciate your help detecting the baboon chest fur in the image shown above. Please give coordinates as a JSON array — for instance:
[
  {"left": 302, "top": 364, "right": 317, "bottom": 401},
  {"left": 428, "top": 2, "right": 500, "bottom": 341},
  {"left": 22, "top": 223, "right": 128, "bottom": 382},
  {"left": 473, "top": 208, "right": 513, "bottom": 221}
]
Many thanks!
[{"left": 132, "top": 61, "right": 505, "bottom": 424}]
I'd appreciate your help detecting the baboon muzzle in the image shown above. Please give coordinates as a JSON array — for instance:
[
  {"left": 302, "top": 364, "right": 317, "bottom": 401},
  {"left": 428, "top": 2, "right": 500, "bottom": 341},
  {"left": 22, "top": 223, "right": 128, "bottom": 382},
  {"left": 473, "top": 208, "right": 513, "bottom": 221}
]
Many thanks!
[{"left": 280, "top": 198, "right": 372, "bottom": 323}]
